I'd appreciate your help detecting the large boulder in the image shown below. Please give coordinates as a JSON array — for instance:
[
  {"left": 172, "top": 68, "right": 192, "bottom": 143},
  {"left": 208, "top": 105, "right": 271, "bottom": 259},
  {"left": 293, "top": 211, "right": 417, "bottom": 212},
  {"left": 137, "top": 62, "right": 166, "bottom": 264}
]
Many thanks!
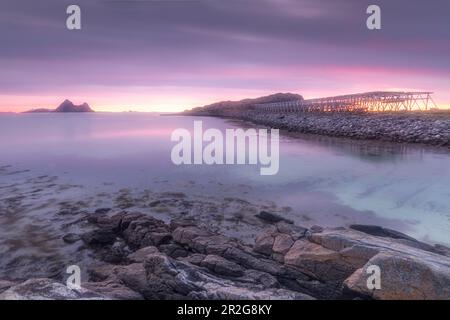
[
  {"left": 282, "top": 239, "right": 363, "bottom": 286},
  {"left": 344, "top": 253, "right": 450, "bottom": 300}
]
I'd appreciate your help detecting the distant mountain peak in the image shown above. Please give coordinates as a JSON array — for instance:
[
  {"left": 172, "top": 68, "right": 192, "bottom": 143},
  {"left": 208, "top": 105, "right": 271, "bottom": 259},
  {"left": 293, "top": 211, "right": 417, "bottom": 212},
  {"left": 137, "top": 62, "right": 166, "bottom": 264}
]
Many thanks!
[
  {"left": 55, "top": 100, "right": 93, "bottom": 113},
  {"left": 24, "top": 100, "right": 94, "bottom": 113}
]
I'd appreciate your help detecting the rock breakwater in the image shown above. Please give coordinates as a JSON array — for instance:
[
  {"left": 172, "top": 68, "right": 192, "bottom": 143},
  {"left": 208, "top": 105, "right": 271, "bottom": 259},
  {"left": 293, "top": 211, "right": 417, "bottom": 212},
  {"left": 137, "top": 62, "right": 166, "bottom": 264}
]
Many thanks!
[{"left": 239, "top": 111, "right": 450, "bottom": 147}]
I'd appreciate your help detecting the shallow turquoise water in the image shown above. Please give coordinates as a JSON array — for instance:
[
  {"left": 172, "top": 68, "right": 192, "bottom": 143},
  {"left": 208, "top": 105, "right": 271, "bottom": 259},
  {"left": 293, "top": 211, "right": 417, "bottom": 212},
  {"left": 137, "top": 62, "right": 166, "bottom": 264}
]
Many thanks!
[{"left": 0, "top": 113, "right": 449, "bottom": 245}]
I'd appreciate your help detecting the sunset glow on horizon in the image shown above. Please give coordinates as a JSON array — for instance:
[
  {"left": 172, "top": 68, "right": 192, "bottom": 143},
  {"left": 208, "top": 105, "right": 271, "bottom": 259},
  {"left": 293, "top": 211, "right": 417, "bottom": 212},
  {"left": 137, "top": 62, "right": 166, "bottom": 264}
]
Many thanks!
[{"left": 1, "top": 0, "right": 449, "bottom": 112}]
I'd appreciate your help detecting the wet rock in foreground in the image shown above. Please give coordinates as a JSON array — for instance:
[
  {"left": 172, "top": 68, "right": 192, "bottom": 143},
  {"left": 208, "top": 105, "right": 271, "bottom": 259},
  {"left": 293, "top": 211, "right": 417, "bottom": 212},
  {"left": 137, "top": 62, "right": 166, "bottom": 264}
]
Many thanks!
[{"left": 2, "top": 212, "right": 449, "bottom": 300}]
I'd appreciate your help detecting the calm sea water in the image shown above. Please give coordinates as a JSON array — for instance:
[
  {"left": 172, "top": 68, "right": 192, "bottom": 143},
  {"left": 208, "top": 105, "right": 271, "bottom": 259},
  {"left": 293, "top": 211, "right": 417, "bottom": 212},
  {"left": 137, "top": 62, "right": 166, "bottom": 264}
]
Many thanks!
[{"left": 1, "top": 113, "right": 449, "bottom": 247}]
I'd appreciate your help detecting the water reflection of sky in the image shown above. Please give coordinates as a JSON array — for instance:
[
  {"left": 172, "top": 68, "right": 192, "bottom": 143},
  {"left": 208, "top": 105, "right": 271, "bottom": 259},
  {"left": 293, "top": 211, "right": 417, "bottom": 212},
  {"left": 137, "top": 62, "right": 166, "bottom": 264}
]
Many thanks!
[{"left": 1, "top": 113, "right": 449, "bottom": 244}]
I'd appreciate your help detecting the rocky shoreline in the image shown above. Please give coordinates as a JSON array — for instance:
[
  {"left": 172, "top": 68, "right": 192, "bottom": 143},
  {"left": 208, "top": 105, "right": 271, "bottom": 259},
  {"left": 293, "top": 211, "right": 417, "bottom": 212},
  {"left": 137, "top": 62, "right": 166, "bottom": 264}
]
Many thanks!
[
  {"left": 1, "top": 210, "right": 449, "bottom": 300},
  {"left": 245, "top": 111, "right": 450, "bottom": 147},
  {"left": 188, "top": 110, "right": 450, "bottom": 147}
]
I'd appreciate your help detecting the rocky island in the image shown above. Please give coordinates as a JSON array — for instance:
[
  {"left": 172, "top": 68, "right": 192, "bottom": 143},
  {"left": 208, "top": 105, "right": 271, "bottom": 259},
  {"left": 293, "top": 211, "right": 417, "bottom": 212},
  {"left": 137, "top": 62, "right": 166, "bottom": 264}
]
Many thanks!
[{"left": 25, "top": 99, "right": 94, "bottom": 113}]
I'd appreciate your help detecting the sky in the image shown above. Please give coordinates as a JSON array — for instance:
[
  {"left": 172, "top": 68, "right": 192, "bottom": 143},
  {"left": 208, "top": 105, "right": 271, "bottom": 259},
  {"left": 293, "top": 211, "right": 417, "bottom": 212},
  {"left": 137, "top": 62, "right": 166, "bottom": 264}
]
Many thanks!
[{"left": 0, "top": 0, "right": 449, "bottom": 112}]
